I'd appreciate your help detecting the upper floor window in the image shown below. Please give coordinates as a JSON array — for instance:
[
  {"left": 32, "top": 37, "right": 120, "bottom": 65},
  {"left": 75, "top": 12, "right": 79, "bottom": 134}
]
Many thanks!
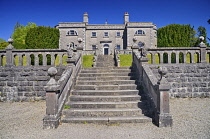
[
  {"left": 104, "top": 32, "right": 109, "bottom": 37},
  {"left": 92, "top": 32, "right": 97, "bottom": 37},
  {"left": 66, "top": 30, "right": 77, "bottom": 36},
  {"left": 135, "top": 30, "right": 145, "bottom": 35},
  {"left": 116, "top": 32, "right": 120, "bottom": 37},
  {"left": 92, "top": 45, "right": 97, "bottom": 50},
  {"left": 116, "top": 45, "right": 120, "bottom": 50}
]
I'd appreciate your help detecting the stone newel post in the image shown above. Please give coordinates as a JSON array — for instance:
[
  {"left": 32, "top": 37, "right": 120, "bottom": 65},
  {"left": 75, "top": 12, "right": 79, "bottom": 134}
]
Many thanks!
[
  {"left": 199, "top": 36, "right": 207, "bottom": 63},
  {"left": 5, "top": 38, "right": 14, "bottom": 67},
  {"left": 156, "top": 67, "right": 172, "bottom": 127},
  {"left": 43, "top": 67, "right": 60, "bottom": 129}
]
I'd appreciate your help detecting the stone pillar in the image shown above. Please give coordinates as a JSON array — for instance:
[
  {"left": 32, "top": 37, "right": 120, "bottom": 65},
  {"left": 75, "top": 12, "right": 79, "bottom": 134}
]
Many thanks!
[
  {"left": 43, "top": 54, "right": 47, "bottom": 66},
  {"left": 59, "top": 54, "right": 63, "bottom": 65},
  {"left": 43, "top": 67, "right": 60, "bottom": 129},
  {"left": 26, "top": 54, "right": 31, "bottom": 66},
  {"left": 159, "top": 53, "right": 163, "bottom": 64},
  {"left": 152, "top": 53, "right": 156, "bottom": 64},
  {"left": 199, "top": 36, "right": 207, "bottom": 63},
  {"left": 5, "top": 38, "right": 14, "bottom": 67},
  {"left": 51, "top": 54, "right": 55, "bottom": 66},
  {"left": 190, "top": 52, "right": 195, "bottom": 63},
  {"left": 183, "top": 53, "right": 187, "bottom": 63},
  {"left": 176, "top": 52, "right": 179, "bottom": 63},
  {"left": 18, "top": 54, "right": 22, "bottom": 66},
  {"left": 156, "top": 67, "right": 173, "bottom": 127},
  {"left": 168, "top": 53, "right": 171, "bottom": 64},
  {"left": 35, "top": 54, "right": 39, "bottom": 66}
]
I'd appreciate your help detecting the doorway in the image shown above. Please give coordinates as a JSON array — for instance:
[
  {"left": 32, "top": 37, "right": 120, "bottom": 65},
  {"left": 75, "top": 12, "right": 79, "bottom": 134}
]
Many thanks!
[{"left": 103, "top": 44, "right": 109, "bottom": 55}]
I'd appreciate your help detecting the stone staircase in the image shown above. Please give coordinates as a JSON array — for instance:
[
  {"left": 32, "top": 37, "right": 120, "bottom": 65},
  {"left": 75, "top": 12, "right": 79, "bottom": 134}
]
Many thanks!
[
  {"left": 61, "top": 55, "right": 152, "bottom": 124},
  {"left": 96, "top": 55, "right": 115, "bottom": 67}
]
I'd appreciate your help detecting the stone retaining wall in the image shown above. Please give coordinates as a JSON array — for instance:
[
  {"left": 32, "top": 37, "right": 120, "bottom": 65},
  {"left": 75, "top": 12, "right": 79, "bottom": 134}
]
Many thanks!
[
  {"left": 150, "top": 63, "right": 210, "bottom": 98},
  {"left": 0, "top": 66, "right": 66, "bottom": 102}
]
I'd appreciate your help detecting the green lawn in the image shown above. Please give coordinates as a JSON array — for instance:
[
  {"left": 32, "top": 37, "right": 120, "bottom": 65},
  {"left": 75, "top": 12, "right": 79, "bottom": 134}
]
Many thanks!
[
  {"left": 82, "top": 55, "right": 94, "bottom": 67},
  {"left": 119, "top": 55, "right": 132, "bottom": 67}
]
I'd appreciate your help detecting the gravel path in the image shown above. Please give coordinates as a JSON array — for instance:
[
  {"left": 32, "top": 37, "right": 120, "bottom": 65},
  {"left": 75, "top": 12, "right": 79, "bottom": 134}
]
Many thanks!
[{"left": 0, "top": 98, "right": 210, "bottom": 139}]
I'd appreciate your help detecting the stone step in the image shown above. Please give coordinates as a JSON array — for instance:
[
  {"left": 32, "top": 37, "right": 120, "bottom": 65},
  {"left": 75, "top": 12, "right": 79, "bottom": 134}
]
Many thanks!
[
  {"left": 70, "top": 95, "right": 141, "bottom": 102},
  {"left": 80, "top": 69, "right": 134, "bottom": 73},
  {"left": 96, "top": 63, "right": 115, "bottom": 67},
  {"left": 76, "top": 80, "right": 136, "bottom": 85},
  {"left": 66, "top": 101, "right": 143, "bottom": 109},
  {"left": 62, "top": 108, "right": 143, "bottom": 117},
  {"left": 82, "top": 67, "right": 133, "bottom": 70},
  {"left": 77, "top": 76, "right": 136, "bottom": 81},
  {"left": 78, "top": 72, "right": 135, "bottom": 77},
  {"left": 71, "top": 90, "right": 139, "bottom": 96},
  {"left": 74, "top": 84, "right": 137, "bottom": 90},
  {"left": 62, "top": 116, "right": 152, "bottom": 124}
]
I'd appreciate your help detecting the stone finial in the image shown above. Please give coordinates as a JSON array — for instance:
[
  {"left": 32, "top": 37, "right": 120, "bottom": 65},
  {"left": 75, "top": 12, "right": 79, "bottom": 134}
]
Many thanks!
[
  {"left": 199, "top": 36, "right": 206, "bottom": 48},
  {"left": 47, "top": 67, "right": 58, "bottom": 86},
  {"left": 6, "top": 38, "right": 14, "bottom": 50},
  {"left": 157, "top": 66, "right": 167, "bottom": 85}
]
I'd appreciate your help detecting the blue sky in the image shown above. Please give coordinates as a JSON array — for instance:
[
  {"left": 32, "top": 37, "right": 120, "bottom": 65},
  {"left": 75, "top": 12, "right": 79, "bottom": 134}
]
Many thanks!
[{"left": 0, "top": 0, "right": 209, "bottom": 43}]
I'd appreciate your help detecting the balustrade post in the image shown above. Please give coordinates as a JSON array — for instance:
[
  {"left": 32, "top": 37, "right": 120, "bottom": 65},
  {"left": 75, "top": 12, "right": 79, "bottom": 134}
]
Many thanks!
[
  {"left": 18, "top": 54, "right": 22, "bottom": 66},
  {"left": 43, "top": 54, "right": 47, "bottom": 66},
  {"left": 35, "top": 54, "right": 39, "bottom": 66},
  {"left": 43, "top": 67, "right": 60, "bottom": 129},
  {"left": 156, "top": 67, "right": 172, "bottom": 127},
  {"left": 176, "top": 53, "right": 179, "bottom": 63},
  {"left": 159, "top": 53, "right": 163, "bottom": 64},
  {"left": 5, "top": 38, "right": 14, "bottom": 67},
  {"left": 199, "top": 36, "right": 207, "bottom": 63},
  {"left": 51, "top": 54, "right": 55, "bottom": 66},
  {"left": 152, "top": 53, "right": 156, "bottom": 64},
  {"left": 168, "top": 53, "right": 171, "bottom": 64}
]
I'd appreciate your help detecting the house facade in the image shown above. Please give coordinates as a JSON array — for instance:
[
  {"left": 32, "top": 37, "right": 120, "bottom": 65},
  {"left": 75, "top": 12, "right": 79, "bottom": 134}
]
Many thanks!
[{"left": 57, "top": 13, "right": 157, "bottom": 55}]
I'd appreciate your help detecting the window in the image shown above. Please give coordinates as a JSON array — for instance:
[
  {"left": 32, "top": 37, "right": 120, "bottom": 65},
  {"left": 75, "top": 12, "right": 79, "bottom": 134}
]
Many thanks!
[
  {"left": 66, "top": 30, "right": 77, "bottom": 36},
  {"left": 92, "top": 32, "right": 97, "bottom": 37},
  {"left": 116, "top": 32, "right": 120, "bottom": 37},
  {"left": 104, "top": 32, "right": 109, "bottom": 37},
  {"left": 135, "top": 30, "right": 145, "bottom": 35},
  {"left": 92, "top": 45, "right": 97, "bottom": 50},
  {"left": 116, "top": 45, "right": 120, "bottom": 50}
]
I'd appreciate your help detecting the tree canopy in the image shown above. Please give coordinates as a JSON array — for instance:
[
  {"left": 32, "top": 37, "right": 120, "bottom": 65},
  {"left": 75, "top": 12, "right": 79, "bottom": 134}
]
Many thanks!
[
  {"left": 11, "top": 22, "right": 37, "bottom": 44},
  {"left": 25, "top": 26, "right": 59, "bottom": 49},
  {"left": 157, "top": 24, "right": 196, "bottom": 47}
]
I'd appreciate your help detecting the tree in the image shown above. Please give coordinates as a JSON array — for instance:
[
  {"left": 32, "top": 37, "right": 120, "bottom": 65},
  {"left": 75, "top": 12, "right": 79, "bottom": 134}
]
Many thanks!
[
  {"left": 208, "top": 19, "right": 210, "bottom": 24},
  {"left": 157, "top": 24, "right": 195, "bottom": 47},
  {"left": 25, "top": 26, "right": 59, "bottom": 49},
  {"left": 11, "top": 22, "right": 37, "bottom": 44},
  {"left": 0, "top": 38, "right": 8, "bottom": 49}
]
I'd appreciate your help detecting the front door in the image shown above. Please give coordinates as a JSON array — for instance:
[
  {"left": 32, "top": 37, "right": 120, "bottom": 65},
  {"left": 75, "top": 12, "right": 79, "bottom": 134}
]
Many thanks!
[
  {"left": 103, "top": 44, "right": 109, "bottom": 55},
  {"left": 104, "top": 48, "right": 109, "bottom": 55}
]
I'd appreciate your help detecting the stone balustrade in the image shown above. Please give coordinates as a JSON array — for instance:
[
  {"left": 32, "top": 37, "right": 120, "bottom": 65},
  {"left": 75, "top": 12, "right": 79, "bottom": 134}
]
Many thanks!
[
  {"left": 147, "top": 47, "right": 210, "bottom": 64},
  {"left": 132, "top": 48, "right": 172, "bottom": 127},
  {"left": 0, "top": 49, "right": 68, "bottom": 66},
  {"left": 43, "top": 49, "right": 82, "bottom": 129}
]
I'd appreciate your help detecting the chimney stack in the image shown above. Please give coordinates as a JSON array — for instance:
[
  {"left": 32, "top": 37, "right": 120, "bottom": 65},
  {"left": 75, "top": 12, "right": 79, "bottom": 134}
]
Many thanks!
[
  {"left": 124, "top": 12, "right": 129, "bottom": 24},
  {"left": 83, "top": 13, "right": 88, "bottom": 24}
]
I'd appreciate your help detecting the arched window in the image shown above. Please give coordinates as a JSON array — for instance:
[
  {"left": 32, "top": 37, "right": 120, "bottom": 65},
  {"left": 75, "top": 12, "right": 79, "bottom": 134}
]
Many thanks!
[
  {"left": 104, "top": 44, "right": 109, "bottom": 47},
  {"left": 66, "top": 30, "right": 77, "bottom": 36},
  {"left": 135, "top": 30, "right": 145, "bottom": 35}
]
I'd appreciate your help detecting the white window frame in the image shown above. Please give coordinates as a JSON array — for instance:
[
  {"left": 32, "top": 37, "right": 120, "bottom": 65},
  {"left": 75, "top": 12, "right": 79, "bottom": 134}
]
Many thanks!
[
  {"left": 135, "top": 30, "right": 145, "bottom": 35},
  {"left": 104, "top": 32, "right": 109, "bottom": 37},
  {"left": 92, "top": 32, "right": 97, "bottom": 37},
  {"left": 116, "top": 32, "right": 120, "bottom": 37}
]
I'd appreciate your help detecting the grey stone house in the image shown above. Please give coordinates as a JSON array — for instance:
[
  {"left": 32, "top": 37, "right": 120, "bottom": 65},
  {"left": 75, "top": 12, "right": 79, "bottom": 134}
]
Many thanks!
[{"left": 56, "top": 12, "right": 157, "bottom": 55}]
